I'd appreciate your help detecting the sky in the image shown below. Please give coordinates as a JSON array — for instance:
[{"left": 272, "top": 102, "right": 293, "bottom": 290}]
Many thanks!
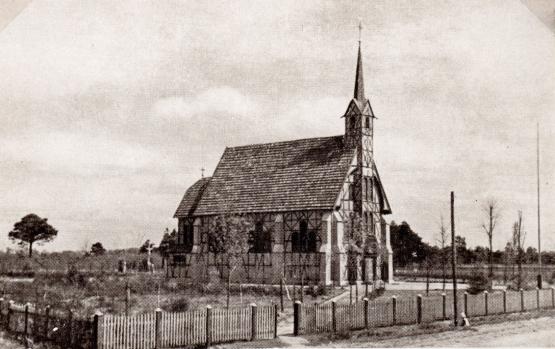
[{"left": 0, "top": 0, "right": 554, "bottom": 253}]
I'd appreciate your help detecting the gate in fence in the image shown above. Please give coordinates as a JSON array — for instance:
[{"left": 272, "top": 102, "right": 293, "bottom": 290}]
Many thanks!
[{"left": 295, "top": 288, "right": 555, "bottom": 335}]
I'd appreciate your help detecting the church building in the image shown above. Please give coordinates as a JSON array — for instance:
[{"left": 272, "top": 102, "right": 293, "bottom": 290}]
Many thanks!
[{"left": 169, "top": 42, "right": 393, "bottom": 286}]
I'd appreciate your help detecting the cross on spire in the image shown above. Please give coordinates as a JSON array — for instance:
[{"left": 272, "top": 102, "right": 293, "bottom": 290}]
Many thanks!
[
  {"left": 354, "top": 21, "right": 365, "bottom": 102},
  {"left": 201, "top": 167, "right": 205, "bottom": 178}
]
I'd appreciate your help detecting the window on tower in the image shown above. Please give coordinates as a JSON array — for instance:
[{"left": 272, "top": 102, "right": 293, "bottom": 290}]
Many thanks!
[
  {"left": 365, "top": 116, "right": 370, "bottom": 129},
  {"left": 364, "top": 177, "right": 369, "bottom": 200}
]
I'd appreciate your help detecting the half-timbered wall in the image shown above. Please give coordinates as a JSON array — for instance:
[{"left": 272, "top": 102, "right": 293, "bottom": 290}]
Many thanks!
[{"left": 168, "top": 210, "right": 329, "bottom": 285}]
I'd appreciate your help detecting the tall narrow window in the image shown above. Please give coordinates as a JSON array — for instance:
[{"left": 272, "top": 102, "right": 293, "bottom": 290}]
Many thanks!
[
  {"left": 185, "top": 225, "right": 194, "bottom": 248},
  {"left": 291, "top": 231, "right": 300, "bottom": 252},
  {"left": 364, "top": 177, "right": 369, "bottom": 200},
  {"left": 307, "top": 231, "right": 317, "bottom": 252},
  {"left": 178, "top": 220, "right": 186, "bottom": 245},
  {"left": 250, "top": 221, "right": 271, "bottom": 253},
  {"left": 365, "top": 116, "right": 370, "bottom": 129},
  {"left": 300, "top": 220, "right": 308, "bottom": 252}
]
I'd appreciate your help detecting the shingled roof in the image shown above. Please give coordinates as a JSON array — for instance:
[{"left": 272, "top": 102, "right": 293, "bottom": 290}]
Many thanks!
[
  {"left": 175, "top": 135, "right": 355, "bottom": 217},
  {"left": 174, "top": 177, "right": 211, "bottom": 218}
]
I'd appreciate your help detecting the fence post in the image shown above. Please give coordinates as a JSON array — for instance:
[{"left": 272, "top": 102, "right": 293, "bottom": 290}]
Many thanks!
[
  {"left": 280, "top": 279, "right": 284, "bottom": 312},
  {"left": 24, "top": 303, "right": 29, "bottom": 338},
  {"left": 484, "top": 291, "right": 488, "bottom": 316},
  {"left": 442, "top": 293, "right": 446, "bottom": 321},
  {"left": 520, "top": 289, "right": 524, "bottom": 312},
  {"left": 293, "top": 301, "right": 301, "bottom": 336},
  {"left": 274, "top": 303, "right": 278, "bottom": 339},
  {"left": 6, "top": 301, "right": 13, "bottom": 332},
  {"left": 251, "top": 303, "right": 258, "bottom": 341},
  {"left": 0, "top": 298, "right": 3, "bottom": 327},
  {"left": 300, "top": 275, "right": 304, "bottom": 303},
  {"left": 503, "top": 290, "right": 507, "bottom": 313},
  {"left": 363, "top": 297, "right": 369, "bottom": 329},
  {"left": 93, "top": 312, "right": 104, "bottom": 349},
  {"left": 44, "top": 305, "right": 50, "bottom": 340},
  {"left": 331, "top": 300, "right": 337, "bottom": 333},
  {"left": 155, "top": 308, "right": 162, "bottom": 349},
  {"left": 416, "top": 294, "right": 422, "bottom": 324},
  {"left": 392, "top": 296, "right": 397, "bottom": 325},
  {"left": 464, "top": 292, "right": 468, "bottom": 317},
  {"left": 67, "top": 308, "right": 74, "bottom": 347},
  {"left": 552, "top": 287, "right": 555, "bottom": 308},
  {"left": 125, "top": 284, "right": 131, "bottom": 316},
  {"left": 205, "top": 306, "right": 212, "bottom": 347}
]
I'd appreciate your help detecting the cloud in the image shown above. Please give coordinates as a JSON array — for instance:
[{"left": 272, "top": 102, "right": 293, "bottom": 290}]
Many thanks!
[
  {"left": 153, "top": 87, "right": 259, "bottom": 119},
  {"left": 0, "top": 131, "right": 159, "bottom": 176}
]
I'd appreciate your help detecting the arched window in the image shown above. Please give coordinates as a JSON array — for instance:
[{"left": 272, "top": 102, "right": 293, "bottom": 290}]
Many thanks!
[
  {"left": 350, "top": 116, "right": 356, "bottom": 132},
  {"left": 365, "top": 116, "right": 370, "bottom": 129},
  {"left": 250, "top": 221, "right": 271, "bottom": 253}
]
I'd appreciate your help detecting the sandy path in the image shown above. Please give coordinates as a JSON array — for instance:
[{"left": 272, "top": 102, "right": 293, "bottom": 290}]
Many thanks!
[{"left": 319, "top": 316, "right": 555, "bottom": 347}]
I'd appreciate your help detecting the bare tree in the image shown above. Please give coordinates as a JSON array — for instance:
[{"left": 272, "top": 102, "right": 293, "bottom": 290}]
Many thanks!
[
  {"left": 436, "top": 215, "right": 448, "bottom": 290},
  {"left": 503, "top": 241, "right": 513, "bottom": 284},
  {"left": 343, "top": 212, "right": 365, "bottom": 283},
  {"left": 512, "top": 211, "right": 526, "bottom": 290},
  {"left": 481, "top": 199, "right": 500, "bottom": 280},
  {"left": 208, "top": 214, "right": 251, "bottom": 308}
]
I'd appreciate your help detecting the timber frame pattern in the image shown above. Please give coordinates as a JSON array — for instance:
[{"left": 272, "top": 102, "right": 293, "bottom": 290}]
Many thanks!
[{"left": 169, "top": 41, "right": 394, "bottom": 286}]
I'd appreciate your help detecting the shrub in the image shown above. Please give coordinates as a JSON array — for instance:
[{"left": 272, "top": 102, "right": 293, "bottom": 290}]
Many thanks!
[
  {"left": 367, "top": 286, "right": 385, "bottom": 300},
  {"left": 166, "top": 298, "right": 190, "bottom": 312},
  {"left": 467, "top": 269, "right": 489, "bottom": 294}
]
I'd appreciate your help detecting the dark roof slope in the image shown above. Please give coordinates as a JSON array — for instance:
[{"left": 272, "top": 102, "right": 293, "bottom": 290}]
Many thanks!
[
  {"left": 173, "top": 177, "right": 211, "bottom": 218},
  {"left": 373, "top": 162, "right": 392, "bottom": 215},
  {"left": 176, "top": 135, "right": 355, "bottom": 216}
]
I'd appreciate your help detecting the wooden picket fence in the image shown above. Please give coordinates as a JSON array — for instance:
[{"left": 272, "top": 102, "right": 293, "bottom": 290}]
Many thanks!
[
  {"left": 296, "top": 288, "right": 555, "bottom": 335},
  {"left": 0, "top": 298, "right": 277, "bottom": 349},
  {"left": 98, "top": 303, "right": 278, "bottom": 349},
  {"left": 0, "top": 298, "right": 95, "bottom": 349}
]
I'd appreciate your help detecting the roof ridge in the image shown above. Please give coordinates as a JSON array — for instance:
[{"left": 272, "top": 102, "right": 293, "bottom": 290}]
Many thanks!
[{"left": 227, "top": 135, "right": 344, "bottom": 150}]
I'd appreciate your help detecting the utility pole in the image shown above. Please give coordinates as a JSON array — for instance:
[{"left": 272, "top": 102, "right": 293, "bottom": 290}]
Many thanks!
[
  {"left": 537, "top": 122, "right": 542, "bottom": 289},
  {"left": 451, "top": 191, "right": 458, "bottom": 326}
]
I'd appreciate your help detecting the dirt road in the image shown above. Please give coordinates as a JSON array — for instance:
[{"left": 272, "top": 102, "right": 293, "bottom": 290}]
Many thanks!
[{"left": 317, "top": 316, "right": 555, "bottom": 347}]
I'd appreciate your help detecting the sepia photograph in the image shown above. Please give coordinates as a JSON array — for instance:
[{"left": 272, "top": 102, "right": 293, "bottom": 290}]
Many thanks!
[{"left": 0, "top": 0, "right": 554, "bottom": 348}]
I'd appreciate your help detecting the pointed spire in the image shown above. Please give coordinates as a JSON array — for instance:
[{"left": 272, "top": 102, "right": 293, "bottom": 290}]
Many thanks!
[{"left": 354, "top": 22, "right": 365, "bottom": 102}]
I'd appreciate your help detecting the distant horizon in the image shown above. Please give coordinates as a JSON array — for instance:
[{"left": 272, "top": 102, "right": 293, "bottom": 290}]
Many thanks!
[{"left": 1, "top": 0, "right": 554, "bottom": 253}]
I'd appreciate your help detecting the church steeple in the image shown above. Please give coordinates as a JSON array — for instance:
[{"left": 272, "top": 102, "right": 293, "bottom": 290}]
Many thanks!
[
  {"left": 343, "top": 24, "right": 373, "bottom": 150},
  {"left": 354, "top": 42, "right": 365, "bottom": 102}
]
